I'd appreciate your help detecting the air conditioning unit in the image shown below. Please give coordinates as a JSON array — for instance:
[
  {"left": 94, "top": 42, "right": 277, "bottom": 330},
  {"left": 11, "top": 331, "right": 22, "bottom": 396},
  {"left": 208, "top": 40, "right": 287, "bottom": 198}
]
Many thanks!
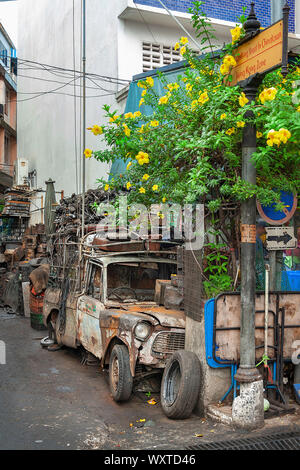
[{"left": 14, "top": 158, "right": 29, "bottom": 186}]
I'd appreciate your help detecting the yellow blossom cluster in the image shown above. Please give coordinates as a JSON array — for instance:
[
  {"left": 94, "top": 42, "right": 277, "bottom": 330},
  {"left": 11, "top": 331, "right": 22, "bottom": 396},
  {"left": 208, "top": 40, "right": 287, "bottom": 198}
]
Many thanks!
[
  {"left": 87, "top": 125, "right": 103, "bottom": 136},
  {"left": 136, "top": 151, "right": 149, "bottom": 165},
  {"left": 159, "top": 95, "right": 169, "bottom": 105},
  {"left": 198, "top": 90, "right": 209, "bottom": 105},
  {"left": 259, "top": 87, "right": 277, "bottom": 104},
  {"left": 230, "top": 26, "right": 241, "bottom": 44},
  {"left": 123, "top": 124, "right": 131, "bottom": 137},
  {"left": 226, "top": 128, "right": 236, "bottom": 135},
  {"left": 237, "top": 121, "right": 245, "bottom": 128},
  {"left": 84, "top": 148, "right": 92, "bottom": 158},
  {"left": 220, "top": 55, "right": 237, "bottom": 75},
  {"left": 109, "top": 115, "right": 120, "bottom": 124},
  {"left": 239, "top": 92, "right": 249, "bottom": 107},
  {"left": 175, "top": 37, "right": 188, "bottom": 56},
  {"left": 167, "top": 82, "right": 180, "bottom": 91},
  {"left": 266, "top": 128, "right": 291, "bottom": 147}
]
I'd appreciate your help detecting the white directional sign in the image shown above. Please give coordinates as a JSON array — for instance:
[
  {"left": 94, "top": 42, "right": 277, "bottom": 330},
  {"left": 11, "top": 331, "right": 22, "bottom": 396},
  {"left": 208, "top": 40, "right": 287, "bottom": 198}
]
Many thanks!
[{"left": 266, "top": 226, "right": 297, "bottom": 251}]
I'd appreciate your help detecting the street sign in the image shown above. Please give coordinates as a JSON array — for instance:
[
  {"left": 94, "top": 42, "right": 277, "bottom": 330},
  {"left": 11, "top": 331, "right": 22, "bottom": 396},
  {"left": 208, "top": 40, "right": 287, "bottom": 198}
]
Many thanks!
[
  {"left": 257, "top": 191, "right": 298, "bottom": 225},
  {"left": 231, "top": 20, "right": 284, "bottom": 86},
  {"left": 266, "top": 226, "right": 297, "bottom": 250}
]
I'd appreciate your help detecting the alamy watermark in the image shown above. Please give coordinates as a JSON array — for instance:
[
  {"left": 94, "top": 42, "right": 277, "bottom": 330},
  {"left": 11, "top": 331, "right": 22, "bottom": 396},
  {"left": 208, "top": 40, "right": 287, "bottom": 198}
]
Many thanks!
[
  {"left": 0, "top": 340, "right": 6, "bottom": 365},
  {"left": 93, "top": 196, "right": 204, "bottom": 250}
]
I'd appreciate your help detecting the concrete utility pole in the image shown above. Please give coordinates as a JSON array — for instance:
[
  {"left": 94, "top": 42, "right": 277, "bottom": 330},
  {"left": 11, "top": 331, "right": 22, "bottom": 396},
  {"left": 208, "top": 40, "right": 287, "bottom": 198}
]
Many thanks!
[
  {"left": 232, "top": 3, "right": 264, "bottom": 430},
  {"left": 82, "top": 0, "right": 86, "bottom": 238}
]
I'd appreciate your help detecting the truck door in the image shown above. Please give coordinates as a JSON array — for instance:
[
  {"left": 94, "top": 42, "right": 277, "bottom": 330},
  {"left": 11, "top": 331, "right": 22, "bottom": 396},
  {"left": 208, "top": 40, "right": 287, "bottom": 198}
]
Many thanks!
[{"left": 77, "top": 263, "right": 103, "bottom": 359}]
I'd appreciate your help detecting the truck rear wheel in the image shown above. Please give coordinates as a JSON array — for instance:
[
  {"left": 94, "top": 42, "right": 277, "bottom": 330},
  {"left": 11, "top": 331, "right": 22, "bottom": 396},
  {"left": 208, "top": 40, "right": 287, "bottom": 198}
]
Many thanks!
[
  {"left": 109, "top": 344, "right": 133, "bottom": 402},
  {"left": 161, "top": 350, "right": 201, "bottom": 419}
]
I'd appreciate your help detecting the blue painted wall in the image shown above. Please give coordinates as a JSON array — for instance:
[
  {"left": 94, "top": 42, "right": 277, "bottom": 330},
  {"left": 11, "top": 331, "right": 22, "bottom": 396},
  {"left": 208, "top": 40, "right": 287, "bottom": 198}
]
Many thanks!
[{"left": 134, "top": 0, "right": 295, "bottom": 32}]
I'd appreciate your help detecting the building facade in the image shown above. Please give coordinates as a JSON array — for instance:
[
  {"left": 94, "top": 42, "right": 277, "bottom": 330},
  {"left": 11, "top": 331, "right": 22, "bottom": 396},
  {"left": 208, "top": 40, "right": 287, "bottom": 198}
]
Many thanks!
[
  {"left": 0, "top": 23, "right": 17, "bottom": 194},
  {"left": 17, "top": 0, "right": 300, "bottom": 197}
]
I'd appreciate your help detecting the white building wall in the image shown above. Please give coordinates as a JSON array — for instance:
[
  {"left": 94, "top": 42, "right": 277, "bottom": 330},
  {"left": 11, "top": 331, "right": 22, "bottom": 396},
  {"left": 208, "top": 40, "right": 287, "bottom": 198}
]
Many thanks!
[{"left": 17, "top": 1, "right": 238, "bottom": 197}]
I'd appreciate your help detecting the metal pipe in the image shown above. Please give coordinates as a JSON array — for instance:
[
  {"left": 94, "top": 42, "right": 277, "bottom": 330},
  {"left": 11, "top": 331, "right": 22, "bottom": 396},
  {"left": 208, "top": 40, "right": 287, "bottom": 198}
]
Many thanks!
[
  {"left": 82, "top": 0, "right": 86, "bottom": 238},
  {"left": 264, "top": 264, "right": 270, "bottom": 359}
]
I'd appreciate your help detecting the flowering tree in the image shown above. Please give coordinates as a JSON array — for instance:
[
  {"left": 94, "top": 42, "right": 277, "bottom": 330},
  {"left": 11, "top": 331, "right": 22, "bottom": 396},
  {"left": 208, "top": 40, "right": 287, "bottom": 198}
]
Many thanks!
[{"left": 85, "top": 2, "right": 300, "bottom": 296}]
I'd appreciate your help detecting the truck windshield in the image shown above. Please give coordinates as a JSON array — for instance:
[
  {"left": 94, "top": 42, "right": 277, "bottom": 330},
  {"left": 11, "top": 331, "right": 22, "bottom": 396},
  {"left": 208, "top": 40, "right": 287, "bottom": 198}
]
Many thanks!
[{"left": 107, "top": 261, "right": 177, "bottom": 302}]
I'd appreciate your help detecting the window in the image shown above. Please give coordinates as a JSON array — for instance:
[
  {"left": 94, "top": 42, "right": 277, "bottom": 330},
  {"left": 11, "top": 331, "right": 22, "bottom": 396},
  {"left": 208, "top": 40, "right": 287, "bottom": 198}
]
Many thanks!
[
  {"left": 0, "top": 41, "right": 8, "bottom": 67},
  {"left": 4, "top": 134, "right": 10, "bottom": 164},
  {"left": 4, "top": 89, "right": 9, "bottom": 116},
  {"left": 87, "top": 264, "right": 102, "bottom": 300},
  {"left": 142, "top": 42, "right": 199, "bottom": 72}
]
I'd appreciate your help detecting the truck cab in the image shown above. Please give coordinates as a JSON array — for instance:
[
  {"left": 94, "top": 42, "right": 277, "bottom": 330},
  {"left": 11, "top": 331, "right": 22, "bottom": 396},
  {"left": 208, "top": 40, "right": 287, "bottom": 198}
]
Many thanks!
[{"left": 43, "top": 248, "right": 186, "bottom": 402}]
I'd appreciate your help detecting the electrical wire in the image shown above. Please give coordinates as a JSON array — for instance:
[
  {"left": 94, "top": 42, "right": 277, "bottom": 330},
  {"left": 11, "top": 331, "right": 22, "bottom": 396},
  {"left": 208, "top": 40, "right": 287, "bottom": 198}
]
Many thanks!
[{"left": 73, "top": 0, "right": 79, "bottom": 194}]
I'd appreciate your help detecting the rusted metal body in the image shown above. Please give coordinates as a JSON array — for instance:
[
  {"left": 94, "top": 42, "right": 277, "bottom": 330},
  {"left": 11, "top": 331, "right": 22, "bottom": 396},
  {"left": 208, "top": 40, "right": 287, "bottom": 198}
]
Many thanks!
[
  {"left": 214, "top": 292, "right": 300, "bottom": 361},
  {"left": 43, "top": 251, "right": 185, "bottom": 376}
]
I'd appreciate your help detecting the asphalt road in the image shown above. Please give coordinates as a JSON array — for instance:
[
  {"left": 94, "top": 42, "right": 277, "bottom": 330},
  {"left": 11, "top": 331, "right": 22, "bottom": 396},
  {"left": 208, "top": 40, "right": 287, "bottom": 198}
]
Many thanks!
[{"left": 0, "top": 311, "right": 299, "bottom": 450}]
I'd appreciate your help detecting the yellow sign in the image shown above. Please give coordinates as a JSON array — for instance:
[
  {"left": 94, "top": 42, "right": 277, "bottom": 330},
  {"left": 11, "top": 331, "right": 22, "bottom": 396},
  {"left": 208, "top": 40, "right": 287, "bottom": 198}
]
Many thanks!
[{"left": 231, "top": 21, "right": 283, "bottom": 86}]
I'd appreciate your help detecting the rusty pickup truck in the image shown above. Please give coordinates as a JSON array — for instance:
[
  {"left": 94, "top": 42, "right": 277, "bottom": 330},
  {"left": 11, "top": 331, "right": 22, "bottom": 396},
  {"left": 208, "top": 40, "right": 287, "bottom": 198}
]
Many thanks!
[{"left": 42, "top": 250, "right": 186, "bottom": 402}]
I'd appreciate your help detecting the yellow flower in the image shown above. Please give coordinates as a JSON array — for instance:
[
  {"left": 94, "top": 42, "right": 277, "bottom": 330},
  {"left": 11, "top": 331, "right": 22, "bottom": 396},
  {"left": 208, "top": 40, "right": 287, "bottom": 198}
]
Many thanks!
[
  {"left": 141, "top": 89, "right": 147, "bottom": 97},
  {"left": 150, "top": 120, "right": 159, "bottom": 127},
  {"left": 109, "top": 115, "right": 120, "bottom": 123},
  {"left": 297, "top": 106, "right": 300, "bottom": 112},
  {"left": 226, "top": 128, "right": 236, "bottom": 135},
  {"left": 87, "top": 125, "right": 103, "bottom": 136},
  {"left": 220, "top": 113, "right": 227, "bottom": 120},
  {"left": 137, "top": 81, "right": 147, "bottom": 89},
  {"left": 146, "top": 76, "right": 154, "bottom": 87},
  {"left": 223, "top": 55, "right": 237, "bottom": 67},
  {"left": 126, "top": 161, "right": 132, "bottom": 170},
  {"left": 136, "top": 151, "right": 149, "bottom": 165},
  {"left": 159, "top": 95, "right": 169, "bottom": 105},
  {"left": 278, "top": 128, "right": 291, "bottom": 144},
  {"left": 139, "top": 187, "right": 146, "bottom": 194},
  {"left": 123, "top": 124, "right": 131, "bottom": 137},
  {"left": 142, "top": 174, "right": 150, "bottom": 181},
  {"left": 124, "top": 112, "right": 133, "bottom": 119},
  {"left": 152, "top": 185, "right": 158, "bottom": 192},
  {"left": 174, "top": 42, "right": 180, "bottom": 51},
  {"left": 220, "top": 63, "right": 230, "bottom": 75},
  {"left": 198, "top": 91, "right": 209, "bottom": 105},
  {"left": 139, "top": 98, "right": 145, "bottom": 107},
  {"left": 237, "top": 121, "right": 245, "bottom": 128},
  {"left": 256, "top": 131, "right": 263, "bottom": 139},
  {"left": 230, "top": 26, "right": 241, "bottom": 44},
  {"left": 267, "top": 129, "right": 281, "bottom": 147},
  {"left": 180, "top": 36, "right": 189, "bottom": 45},
  {"left": 104, "top": 184, "right": 110, "bottom": 191},
  {"left": 259, "top": 87, "right": 277, "bottom": 104},
  {"left": 126, "top": 182, "right": 132, "bottom": 190},
  {"left": 157, "top": 212, "right": 165, "bottom": 219},
  {"left": 186, "top": 83, "right": 193, "bottom": 92},
  {"left": 180, "top": 46, "right": 187, "bottom": 55},
  {"left": 191, "top": 100, "right": 198, "bottom": 109},
  {"left": 84, "top": 148, "right": 92, "bottom": 158},
  {"left": 162, "top": 197, "right": 166, "bottom": 203},
  {"left": 133, "top": 111, "right": 141, "bottom": 118},
  {"left": 239, "top": 92, "right": 249, "bottom": 107}
]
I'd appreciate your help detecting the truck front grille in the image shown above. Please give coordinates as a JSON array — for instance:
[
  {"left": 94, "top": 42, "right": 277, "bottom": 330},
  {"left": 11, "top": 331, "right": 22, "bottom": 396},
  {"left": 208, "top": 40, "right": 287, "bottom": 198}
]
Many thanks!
[{"left": 152, "top": 332, "right": 185, "bottom": 355}]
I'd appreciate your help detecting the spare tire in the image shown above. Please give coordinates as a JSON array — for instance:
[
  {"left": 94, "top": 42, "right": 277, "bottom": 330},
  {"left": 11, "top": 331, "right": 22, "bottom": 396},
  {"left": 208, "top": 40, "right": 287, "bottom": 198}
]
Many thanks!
[{"left": 161, "top": 350, "right": 201, "bottom": 419}]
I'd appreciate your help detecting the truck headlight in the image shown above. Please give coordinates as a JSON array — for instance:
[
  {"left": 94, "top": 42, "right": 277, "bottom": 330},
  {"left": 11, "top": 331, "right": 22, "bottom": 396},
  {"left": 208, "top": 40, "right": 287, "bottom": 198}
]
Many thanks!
[{"left": 134, "top": 322, "right": 151, "bottom": 341}]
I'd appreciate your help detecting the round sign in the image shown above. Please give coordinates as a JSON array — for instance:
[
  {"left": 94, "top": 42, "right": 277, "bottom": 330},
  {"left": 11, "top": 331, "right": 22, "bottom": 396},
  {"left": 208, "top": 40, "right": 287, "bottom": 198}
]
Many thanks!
[{"left": 257, "top": 190, "right": 298, "bottom": 225}]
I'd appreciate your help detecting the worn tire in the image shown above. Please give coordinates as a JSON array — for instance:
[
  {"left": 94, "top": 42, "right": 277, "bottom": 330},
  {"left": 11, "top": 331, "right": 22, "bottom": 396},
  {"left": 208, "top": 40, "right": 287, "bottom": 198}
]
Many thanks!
[
  {"left": 109, "top": 344, "right": 133, "bottom": 402},
  {"left": 161, "top": 350, "right": 201, "bottom": 419}
]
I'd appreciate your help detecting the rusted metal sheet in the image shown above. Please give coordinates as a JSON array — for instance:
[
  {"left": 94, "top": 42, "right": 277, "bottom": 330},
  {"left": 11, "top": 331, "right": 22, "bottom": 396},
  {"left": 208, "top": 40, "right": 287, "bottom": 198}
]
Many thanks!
[
  {"left": 215, "top": 293, "right": 300, "bottom": 361},
  {"left": 77, "top": 295, "right": 103, "bottom": 358}
]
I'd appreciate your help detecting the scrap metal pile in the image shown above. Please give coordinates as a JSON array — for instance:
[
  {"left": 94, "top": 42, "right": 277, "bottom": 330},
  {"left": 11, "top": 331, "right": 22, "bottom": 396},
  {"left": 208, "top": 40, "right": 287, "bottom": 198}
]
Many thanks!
[{"left": 54, "top": 188, "right": 118, "bottom": 233}]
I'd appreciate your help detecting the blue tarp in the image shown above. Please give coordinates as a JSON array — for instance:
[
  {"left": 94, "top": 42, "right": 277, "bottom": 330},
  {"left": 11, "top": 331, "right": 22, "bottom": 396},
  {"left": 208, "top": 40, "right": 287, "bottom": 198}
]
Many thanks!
[{"left": 109, "top": 62, "right": 189, "bottom": 179}]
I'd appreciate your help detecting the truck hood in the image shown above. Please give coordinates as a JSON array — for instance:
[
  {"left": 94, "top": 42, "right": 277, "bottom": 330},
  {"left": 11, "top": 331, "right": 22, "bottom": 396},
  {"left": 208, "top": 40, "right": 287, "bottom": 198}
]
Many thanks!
[{"left": 120, "top": 304, "right": 185, "bottom": 329}]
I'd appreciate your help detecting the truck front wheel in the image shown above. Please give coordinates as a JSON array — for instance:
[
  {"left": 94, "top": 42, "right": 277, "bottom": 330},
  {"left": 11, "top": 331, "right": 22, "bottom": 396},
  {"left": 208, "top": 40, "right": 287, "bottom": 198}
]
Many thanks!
[{"left": 109, "top": 344, "right": 133, "bottom": 402}]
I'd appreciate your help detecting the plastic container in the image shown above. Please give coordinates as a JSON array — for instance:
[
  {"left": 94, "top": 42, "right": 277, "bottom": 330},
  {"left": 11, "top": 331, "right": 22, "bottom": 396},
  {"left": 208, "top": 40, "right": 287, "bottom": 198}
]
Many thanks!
[{"left": 285, "top": 271, "right": 300, "bottom": 291}]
